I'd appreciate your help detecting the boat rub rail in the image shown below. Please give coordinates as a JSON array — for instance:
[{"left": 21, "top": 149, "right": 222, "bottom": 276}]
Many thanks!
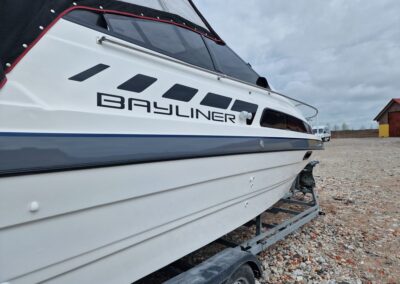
[{"left": 0, "top": 133, "right": 322, "bottom": 177}]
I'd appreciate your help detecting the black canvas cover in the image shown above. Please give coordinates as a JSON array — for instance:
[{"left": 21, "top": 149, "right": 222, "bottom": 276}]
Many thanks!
[
  {"left": 0, "top": 0, "right": 59, "bottom": 71},
  {"left": 0, "top": 0, "right": 221, "bottom": 76},
  {"left": 0, "top": 64, "right": 4, "bottom": 84}
]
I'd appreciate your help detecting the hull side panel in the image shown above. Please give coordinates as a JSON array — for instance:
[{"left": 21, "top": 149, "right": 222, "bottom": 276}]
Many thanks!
[{"left": 0, "top": 151, "right": 308, "bottom": 283}]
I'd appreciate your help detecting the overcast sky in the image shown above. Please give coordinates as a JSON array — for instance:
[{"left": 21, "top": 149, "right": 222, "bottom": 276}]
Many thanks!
[{"left": 196, "top": 0, "right": 400, "bottom": 129}]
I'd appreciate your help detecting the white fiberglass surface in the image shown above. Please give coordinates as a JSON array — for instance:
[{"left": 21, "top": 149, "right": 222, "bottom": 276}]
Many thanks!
[
  {"left": 0, "top": 151, "right": 307, "bottom": 283},
  {"left": 0, "top": 20, "right": 316, "bottom": 141}
]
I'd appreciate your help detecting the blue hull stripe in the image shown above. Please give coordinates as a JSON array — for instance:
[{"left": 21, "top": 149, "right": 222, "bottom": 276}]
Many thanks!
[{"left": 0, "top": 133, "right": 323, "bottom": 176}]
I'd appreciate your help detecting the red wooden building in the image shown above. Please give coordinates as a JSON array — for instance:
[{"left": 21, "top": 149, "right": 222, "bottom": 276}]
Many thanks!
[{"left": 374, "top": 98, "right": 400, "bottom": 137}]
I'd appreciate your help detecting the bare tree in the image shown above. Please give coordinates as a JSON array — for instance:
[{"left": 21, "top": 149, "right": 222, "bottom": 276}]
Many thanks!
[{"left": 341, "top": 123, "right": 349, "bottom": 131}]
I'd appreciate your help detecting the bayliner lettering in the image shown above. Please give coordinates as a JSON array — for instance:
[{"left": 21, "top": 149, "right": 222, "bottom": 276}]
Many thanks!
[{"left": 97, "top": 93, "right": 236, "bottom": 123}]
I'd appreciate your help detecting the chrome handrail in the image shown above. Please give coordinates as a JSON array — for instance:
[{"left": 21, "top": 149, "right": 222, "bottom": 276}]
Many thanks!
[{"left": 96, "top": 36, "right": 318, "bottom": 119}]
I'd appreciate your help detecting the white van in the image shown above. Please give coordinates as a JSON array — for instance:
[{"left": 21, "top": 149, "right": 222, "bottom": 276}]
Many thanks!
[{"left": 312, "top": 126, "right": 331, "bottom": 142}]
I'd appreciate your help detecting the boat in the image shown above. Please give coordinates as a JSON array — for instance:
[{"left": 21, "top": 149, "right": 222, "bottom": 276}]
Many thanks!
[{"left": 0, "top": 1, "right": 323, "bottom": 283}]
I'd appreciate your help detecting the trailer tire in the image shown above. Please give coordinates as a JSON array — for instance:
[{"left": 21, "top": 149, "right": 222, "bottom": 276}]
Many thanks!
[{"left": 227, "top": 264, "right": 255, "bottom": 284}]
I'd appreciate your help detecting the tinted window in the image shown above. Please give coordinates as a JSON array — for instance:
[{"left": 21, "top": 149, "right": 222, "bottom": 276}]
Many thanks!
[
  {"left": 104, "top": 14, "right": 214, "bottom": 70},
  {"left": 106, "top": 16, "right": 146, "bottom": 44},
  {"left": 138, "top": 21, "right": 185, "bottom": 53},
  {"left": 305, "top": 124, "right": 313, "bottom": 134},
  {"left": 261, "top": 109, "right": 311, "bottom": 134},
  {"left": 287, "top": 115, "right": 307, "bottom": 133},
  {"left": 205, "top": 38, "right": 260, "bottom": 85},
  {"left": 261, "top": 109, "right": 287, "bottom": 130},
  {"left": 65, "top": 10, "right": 108, "bottom": 29}
]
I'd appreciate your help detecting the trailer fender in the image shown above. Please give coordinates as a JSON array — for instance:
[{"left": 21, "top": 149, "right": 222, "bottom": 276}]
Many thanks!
[{"left": 164, "top": 248, "right": 262, "bottom": 284}]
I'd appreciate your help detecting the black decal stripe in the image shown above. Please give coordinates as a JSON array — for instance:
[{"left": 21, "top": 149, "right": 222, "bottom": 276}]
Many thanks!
[
  {"left": 118, "top": 74, "right": 157, "bottom": 93},
  {"left": 163, "top": 84, "right": 198, "bottom": 102},
  {"left": 231, "top": 100, "right": 258, "bottom": 123},
  {"left": 200, "top": 93, "right": 232, "bottom": 109},
  {"left": 69, "top": 64, "right": 110, "bottom": 82},
  {"left": 0, "top": 133, "right": 323, "bottom": 177},
  {"left": 231, "top": 100, "right": 258, "bottom": 114}
]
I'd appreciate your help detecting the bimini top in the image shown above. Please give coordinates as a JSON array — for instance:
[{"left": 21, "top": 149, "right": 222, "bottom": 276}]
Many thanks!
[{"left": 0, "top": 0, "right": 222, "bottom": 82}]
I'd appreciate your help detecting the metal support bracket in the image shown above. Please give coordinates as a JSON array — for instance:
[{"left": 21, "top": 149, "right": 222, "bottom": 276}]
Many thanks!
[{"left": 241, "top": 161, "right": 320, "bottom": 255}]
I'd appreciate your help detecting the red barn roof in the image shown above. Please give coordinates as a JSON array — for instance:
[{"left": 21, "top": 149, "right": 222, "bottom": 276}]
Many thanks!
[{"left": 374, "top": 98, "right": 400, "bottom": 121}]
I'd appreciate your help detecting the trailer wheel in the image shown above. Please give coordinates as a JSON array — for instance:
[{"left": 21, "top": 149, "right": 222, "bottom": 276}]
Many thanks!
[{"left": 227, "top": 264, "right": 255, "bottom": 284}]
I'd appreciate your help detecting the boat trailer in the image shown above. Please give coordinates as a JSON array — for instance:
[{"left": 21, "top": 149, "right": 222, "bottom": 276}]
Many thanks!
[{"left": 163, "top": 161, "right": 321, "bottom": 284}]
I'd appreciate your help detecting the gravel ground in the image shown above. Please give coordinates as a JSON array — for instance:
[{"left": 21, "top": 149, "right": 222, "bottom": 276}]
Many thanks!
[
  {"left": 258, "top": 138, "right": 400, "bottom": 284},
  {"left": 136, "top": 138, "right": 399, "bottom": 284}
]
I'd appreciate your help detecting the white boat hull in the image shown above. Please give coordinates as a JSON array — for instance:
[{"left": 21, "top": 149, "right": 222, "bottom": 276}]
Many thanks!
[
  {"left": 0, "top": 150, "right": 308, "bottom": 283},
  {"left": 0, "top": 9, "right": 321, "bottom": 283}
]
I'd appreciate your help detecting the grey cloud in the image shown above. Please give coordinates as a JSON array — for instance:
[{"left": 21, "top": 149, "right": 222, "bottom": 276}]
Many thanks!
[{"left": 196, "top": 0, "right": 400, "bottom": 128}]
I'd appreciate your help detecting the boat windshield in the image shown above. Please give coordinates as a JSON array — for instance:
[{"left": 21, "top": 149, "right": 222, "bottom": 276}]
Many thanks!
[
  {"left": 114, "top": 1, "right": 265, "bottom": 86},
  {"left": 204, "top": 38, "right": 261, "bottom": 87},
  {"left": 101, "top": 12, "right": 264, "bottom": 86},
  {"left": 120, "top": 0, "right": 210, "bottom": 31},
  {"left": 104, "top": 13, "right": 215, "bottom": 69}
]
